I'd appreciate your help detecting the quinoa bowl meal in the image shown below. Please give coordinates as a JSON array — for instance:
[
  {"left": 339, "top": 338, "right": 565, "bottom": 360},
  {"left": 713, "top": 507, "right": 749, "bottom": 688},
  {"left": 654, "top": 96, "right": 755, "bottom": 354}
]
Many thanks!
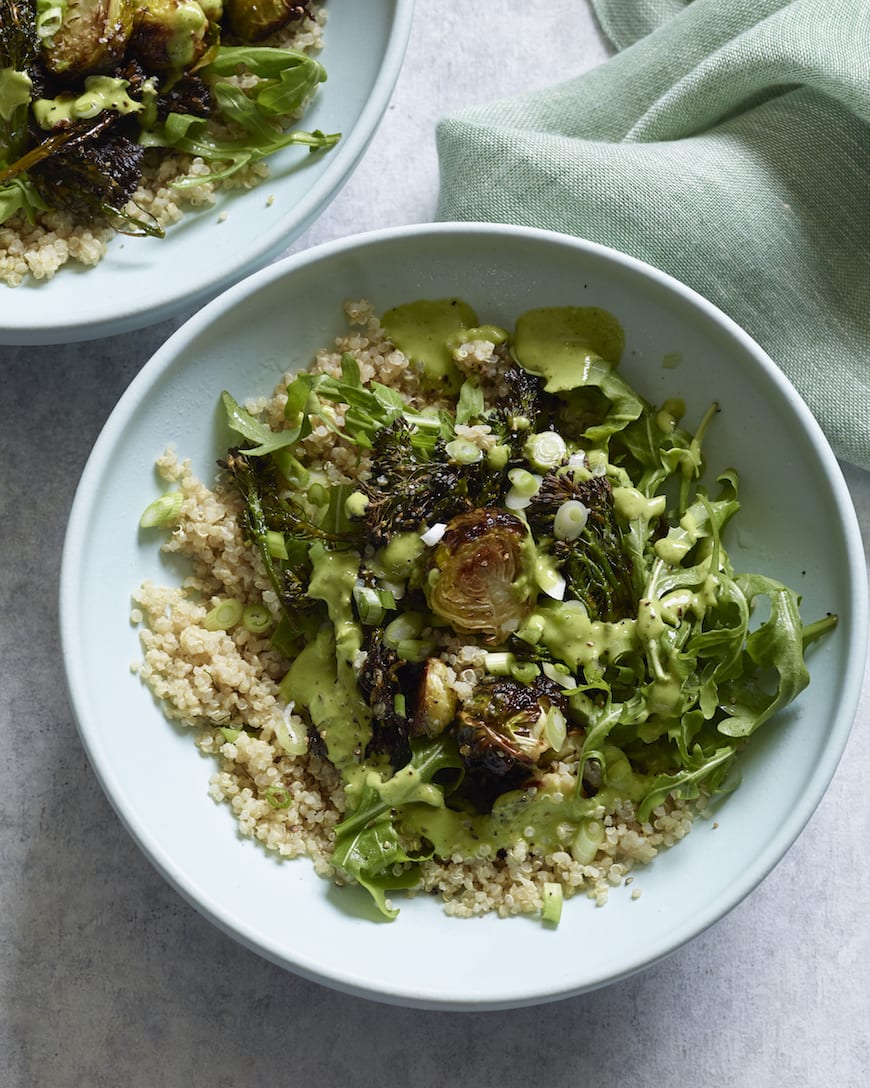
[
  {"left": 0, "top": 0, "right": 413, "bottom": 345},
  {"left": 59, "top": 224, "right": 868, "bottom": 1009}
]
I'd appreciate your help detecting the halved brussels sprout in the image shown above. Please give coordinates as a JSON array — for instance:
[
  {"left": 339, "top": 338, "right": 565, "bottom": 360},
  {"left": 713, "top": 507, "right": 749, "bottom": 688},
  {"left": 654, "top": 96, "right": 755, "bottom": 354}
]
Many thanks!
[
  {"left": 456, "top": 674, "right": 567, "bottom": 777},
  {"left": 425, "top": 508, "right": 536, "bottom": 645},
  {"left": 224, "top": 0, "right": 306, "bottom": 43},
  {"left": 127, "top": 0, "right": 218, "bottom": 74},
  {"left": 43, "top": 0, "right": 135, "bottom": 76},
  {"left": 411, "top": 658, "right": 458, "bottom": 739}
]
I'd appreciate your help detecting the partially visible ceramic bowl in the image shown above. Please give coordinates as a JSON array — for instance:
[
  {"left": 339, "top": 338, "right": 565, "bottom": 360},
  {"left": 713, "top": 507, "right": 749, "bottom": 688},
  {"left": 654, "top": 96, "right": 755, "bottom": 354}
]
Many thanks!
[
  {"left": 0, "top": 1, "right": 414, "bottom": 345},
  {"left": 60, "top": 223, "right": 868, "bottom": 1010}
]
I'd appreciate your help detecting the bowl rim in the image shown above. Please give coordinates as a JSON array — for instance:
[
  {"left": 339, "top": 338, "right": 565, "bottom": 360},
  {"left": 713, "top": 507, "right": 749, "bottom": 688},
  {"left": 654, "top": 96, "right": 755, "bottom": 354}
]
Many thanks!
[
  {"left": 59, "top": 222, "right": 870, "bottom": 1008},
  {"left": 0, "top": 0, "right": 416, "bottom": 346}
]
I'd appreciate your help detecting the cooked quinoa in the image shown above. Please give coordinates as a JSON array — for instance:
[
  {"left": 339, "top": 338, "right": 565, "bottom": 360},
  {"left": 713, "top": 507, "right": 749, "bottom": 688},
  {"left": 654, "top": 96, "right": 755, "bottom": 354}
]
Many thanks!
[
  {"left": 131, "top": 299, "right": 707, "bottom": 920},
  {"left": 0, "top": 5, "right": 326, "bottom": 288}
]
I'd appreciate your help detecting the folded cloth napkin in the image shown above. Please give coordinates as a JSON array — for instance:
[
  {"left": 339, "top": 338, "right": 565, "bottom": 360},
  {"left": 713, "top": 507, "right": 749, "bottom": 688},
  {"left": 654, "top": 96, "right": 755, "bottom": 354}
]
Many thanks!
[{"left": 437, "top": 0, "right": 870, "bottom": 471}]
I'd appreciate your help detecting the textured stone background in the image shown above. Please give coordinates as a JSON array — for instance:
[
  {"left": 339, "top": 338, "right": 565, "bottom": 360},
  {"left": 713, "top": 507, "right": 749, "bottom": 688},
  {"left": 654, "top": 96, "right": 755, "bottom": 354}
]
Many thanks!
[{"left": 1, "top": 4, "right": 868, "bottom": 1085}]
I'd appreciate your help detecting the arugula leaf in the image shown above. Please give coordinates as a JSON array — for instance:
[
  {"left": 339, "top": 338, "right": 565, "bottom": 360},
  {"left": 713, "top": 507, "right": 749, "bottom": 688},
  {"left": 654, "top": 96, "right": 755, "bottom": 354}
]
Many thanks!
[
  {"left": 206, "top": 46, "right": 328, "bottom": 115},
  {"left": 221, "top": 391, "right": 302, "bottom": 455},
  {"left": 638, "top": 744, "right": 736, "bottom": 822},
  {"left": 144, "top": 110, "right": 338, "bottom": 187},
  {"left": 302, "top": 357, "right": 445, "bottom": 452},
  {"left": 141, "top": 47, "right": 338, "bottom": 187},
  {"left": 0, "top": 175, "right": 48, "bottom": 225},
  {"left": 716, "top": 574, "right": 815, "bottom": 737},
  {"left": 573, "top": 357, "right": 645, "bottom": 444},
  {"left": 332, "top": 736, "right": 464, "bottom": 919}
]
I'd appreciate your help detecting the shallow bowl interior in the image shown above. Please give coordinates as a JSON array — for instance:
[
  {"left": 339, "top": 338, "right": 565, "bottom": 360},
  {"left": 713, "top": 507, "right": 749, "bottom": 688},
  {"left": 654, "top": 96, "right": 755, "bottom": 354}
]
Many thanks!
[
  {"left": 1, "top": 0, "right": 414, "bottom": 345},
  {"left": 60, "top": 223, "right": 868, "bottom": 1010}
]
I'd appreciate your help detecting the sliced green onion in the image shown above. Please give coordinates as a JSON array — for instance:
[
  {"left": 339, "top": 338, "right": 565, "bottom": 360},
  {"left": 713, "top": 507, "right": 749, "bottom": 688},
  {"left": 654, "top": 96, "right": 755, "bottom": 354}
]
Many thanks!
[
  {"left": 344, "top": 490, "right": 370, "bottom": 519},
  {"left": 139, "top": 491, "right": 183, "bottom": 528},
  {"left": 396, "top": 638, "right": 436, "bottom": 663},
  {"left": 541, "top": 705, "right": 567, "bottom": 751},
  {"left": 242, "top": 603, "right": 273, "bottom": 635},
  {"left": 542, "top": 882, "right": 563, "bottom": 925},
  {"left": 36, "top": 2, "right": 65, "bottom": 39},
  {"left": 353, "top": 583, "right": 386, "bottom": 626},
  {"left": 203, "top": 598, "right": 244, "bottom": 631},
  {"left": 554, "top": 499, "right": 589, "bottom": 541},
  {"left": 264, "top": 785, "right": 292, "bottom": 810},
  {"left": 571, "top": 818, "right": 605, "bottom": 865},
  {"left": 487, "top": 444, "right": 510, "bottom": 470},
  {"left": 535, "top": 557, "right": 566, "bottom": 600},
  {"left": 384, "top": 611, "right": 425, "bottom": 646},
  {"left": 510, "top": 661, "right": 540, "bottom": 685},
  {"left": 507, "top": 468, "right": 541, "bottom": 496},
  {"left": 505, "top": 468, "right": 542, "bottom": 510},
  {"left": 275, "top": 710, "right": 308, "bottom": 756},
  {"left": 219, "top": 727, "right": 242, "bottom": 743},
  {"left": 524, "top": 431, "right": 567, "bottom": 472},
  {"left": 393, "top": 693, "right": 407, "bottom": 718},
  {"left": 445, "top": 438, "right": 483, "bottom": 465},
  {"left": 265, "top": 530, "right": 288, "bottom": 559},
  {"left": 542, "top": 661, "right": 576, "bottom": 689},
  {"left": 272, "top": 448, "right": 310, "bottom": 488},
  {"left": 484, "top": 651, "right": 515, "bottom": 676}
]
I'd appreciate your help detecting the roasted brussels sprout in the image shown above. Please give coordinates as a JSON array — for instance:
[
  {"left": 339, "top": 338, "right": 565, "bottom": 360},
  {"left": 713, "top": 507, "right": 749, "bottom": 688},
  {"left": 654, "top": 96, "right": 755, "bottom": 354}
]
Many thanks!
[
  {"left": 224, "top": 0, "right": 307, "bottom": 43},
  {"left": 411, "top": 658, "right": 458, "bottom": 739},
  {"left": 425, "top": 508, "right": 536, "bottom": 644},
  {"left": 43, "top": 0, "right": 135, "bottom": 76},
  {"left": 455, "top": 673, "right": 568, "bottom": 779},
  {"left": 127, "top": 0, "right": 219, "bottom": 74}
]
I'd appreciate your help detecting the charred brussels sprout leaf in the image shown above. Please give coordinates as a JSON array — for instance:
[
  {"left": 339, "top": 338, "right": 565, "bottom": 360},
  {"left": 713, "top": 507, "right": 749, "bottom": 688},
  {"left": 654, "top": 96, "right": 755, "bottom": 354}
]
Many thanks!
[
  {"left": 411, "top": 657, "right": 459, "bottom": 740},
  {"left": 153, "top": 73, "right": 214, "bottom": 121}
]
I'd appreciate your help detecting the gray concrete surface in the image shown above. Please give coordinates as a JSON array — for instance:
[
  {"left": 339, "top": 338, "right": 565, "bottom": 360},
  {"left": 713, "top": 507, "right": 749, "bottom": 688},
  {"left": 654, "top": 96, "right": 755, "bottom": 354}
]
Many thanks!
[{"left": 1, "top": 4, "right": 868, "bottom": 1085}]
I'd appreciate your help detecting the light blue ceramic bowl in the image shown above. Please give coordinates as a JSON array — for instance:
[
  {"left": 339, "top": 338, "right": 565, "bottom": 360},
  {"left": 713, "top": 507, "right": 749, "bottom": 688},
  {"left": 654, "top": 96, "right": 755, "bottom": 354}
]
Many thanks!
[
  {"left": 2, "top": 1, "right": 414, "bottom": 345},
  {"left": 60, "top": 224, "right": 868, "bottom": 1009}
]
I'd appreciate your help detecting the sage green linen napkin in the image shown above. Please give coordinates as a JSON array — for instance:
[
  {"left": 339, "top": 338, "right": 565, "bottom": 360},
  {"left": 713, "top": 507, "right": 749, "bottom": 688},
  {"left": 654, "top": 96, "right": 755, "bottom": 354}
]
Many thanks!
[{"left": 436, "top": 0, "right": 870, "bottom": 470}]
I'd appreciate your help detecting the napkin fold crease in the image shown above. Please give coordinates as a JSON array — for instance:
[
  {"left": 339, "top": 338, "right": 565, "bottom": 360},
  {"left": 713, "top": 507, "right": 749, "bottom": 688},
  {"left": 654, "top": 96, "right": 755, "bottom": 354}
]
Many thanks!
[{"left": 436, "top": 0, "right": 870, "bottom": 470}]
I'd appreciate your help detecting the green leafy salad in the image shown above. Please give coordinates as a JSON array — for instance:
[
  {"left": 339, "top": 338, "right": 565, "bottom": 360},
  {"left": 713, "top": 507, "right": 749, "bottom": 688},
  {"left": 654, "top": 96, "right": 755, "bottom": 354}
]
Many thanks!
[
  {"left": 138, "top": 298, "right": 836, "bottom": 923},
  {"left": 0, "top": 0, "right": 335, "bottom": 238}
]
